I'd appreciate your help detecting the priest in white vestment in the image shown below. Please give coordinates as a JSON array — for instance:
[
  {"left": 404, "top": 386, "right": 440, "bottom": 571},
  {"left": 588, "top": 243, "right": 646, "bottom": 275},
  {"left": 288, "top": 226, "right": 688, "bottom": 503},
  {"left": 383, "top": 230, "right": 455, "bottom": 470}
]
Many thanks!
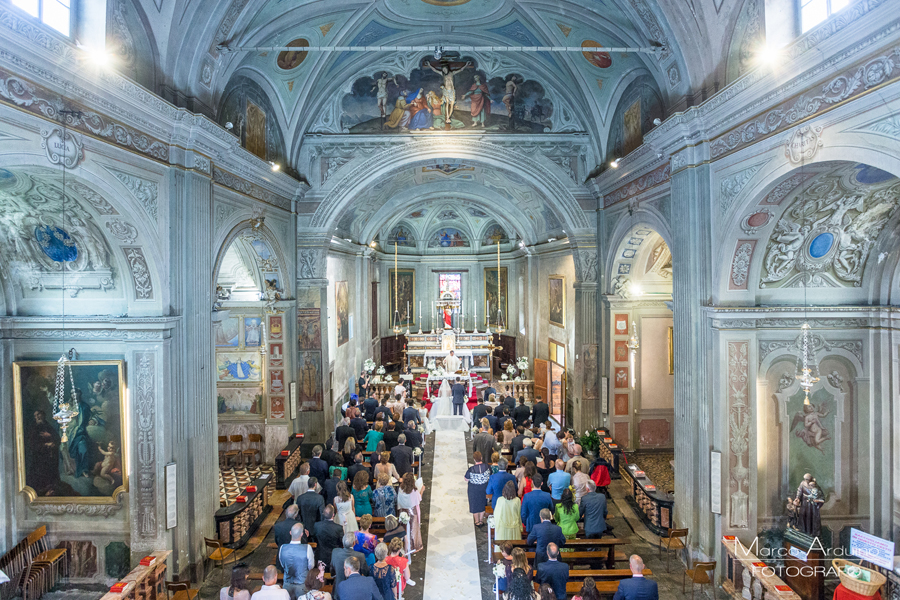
[{"left": 444, "top": 350, "right": 462, "bottom": 373}]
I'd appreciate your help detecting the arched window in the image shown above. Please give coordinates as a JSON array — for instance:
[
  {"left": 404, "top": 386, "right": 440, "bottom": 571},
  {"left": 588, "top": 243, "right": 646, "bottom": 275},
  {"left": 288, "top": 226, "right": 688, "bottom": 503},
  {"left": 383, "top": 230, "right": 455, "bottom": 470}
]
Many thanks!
[{"left": 800, "top": 0, "right": 849, "bottom": 32}]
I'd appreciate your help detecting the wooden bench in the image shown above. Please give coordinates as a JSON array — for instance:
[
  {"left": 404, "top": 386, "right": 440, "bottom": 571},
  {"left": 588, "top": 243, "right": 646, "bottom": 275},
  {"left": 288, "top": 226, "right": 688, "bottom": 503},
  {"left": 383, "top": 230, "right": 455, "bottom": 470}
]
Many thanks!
[
  {"left": 494, "top": 550, "right": 627, "bottom": 569},
  {"left": 506, "top": 537, "right": 626, "bottom": 548},
  {"left": 549, "top": 568, "right": 651, "bottom": 579},
  {"left": 565, "top": 580, "right": 621, "bottom": 596}
]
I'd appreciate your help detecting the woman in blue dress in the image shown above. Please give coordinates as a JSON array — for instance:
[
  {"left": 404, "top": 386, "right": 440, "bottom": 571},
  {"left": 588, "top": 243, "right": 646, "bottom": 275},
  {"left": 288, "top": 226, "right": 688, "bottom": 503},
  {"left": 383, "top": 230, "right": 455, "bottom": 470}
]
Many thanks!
[
  {"left": 406, "top": 89, "right": 431, "bottom": 130},
  {"left": 372, "top": 473, "right": 396, "bottom": 517},
  {"left": 465, "top": 450, "right": 492, "bottom": 527},
  {"left": 371, "top": 543, "right": 396, "bottom": 600}
]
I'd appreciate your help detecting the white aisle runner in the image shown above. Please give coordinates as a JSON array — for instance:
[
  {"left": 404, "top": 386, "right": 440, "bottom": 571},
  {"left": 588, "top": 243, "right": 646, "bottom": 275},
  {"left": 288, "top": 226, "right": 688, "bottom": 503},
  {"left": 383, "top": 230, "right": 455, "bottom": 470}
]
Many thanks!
[{"left": 422, "top": 430, "right": 481, "bottom": 600}]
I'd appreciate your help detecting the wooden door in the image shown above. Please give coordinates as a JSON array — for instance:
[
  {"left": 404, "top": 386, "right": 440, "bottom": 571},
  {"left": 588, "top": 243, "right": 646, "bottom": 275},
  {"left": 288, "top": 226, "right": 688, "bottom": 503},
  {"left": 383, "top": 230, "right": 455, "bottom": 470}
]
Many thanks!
[{"left": 533, "top": 358, "right": 549, "bottom": 408}]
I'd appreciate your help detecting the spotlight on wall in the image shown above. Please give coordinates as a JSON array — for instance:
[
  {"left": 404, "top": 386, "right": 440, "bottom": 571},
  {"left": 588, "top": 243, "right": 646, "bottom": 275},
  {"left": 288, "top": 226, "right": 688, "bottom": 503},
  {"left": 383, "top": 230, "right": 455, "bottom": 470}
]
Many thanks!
[
  {"left": 610, "top": 159, "right": 620, "bottom": 169},
  {"left": 225, "top": 122, "right": 234, "bottom": 130},
  {"left": 653, "top": 118, "right": 662, "bottom": 126},
  {"left": 269, "top": 162, "right": 280, "bottom": 172},
  {"left": 369, "top": 241, "right": 378, "bottom": 248}
]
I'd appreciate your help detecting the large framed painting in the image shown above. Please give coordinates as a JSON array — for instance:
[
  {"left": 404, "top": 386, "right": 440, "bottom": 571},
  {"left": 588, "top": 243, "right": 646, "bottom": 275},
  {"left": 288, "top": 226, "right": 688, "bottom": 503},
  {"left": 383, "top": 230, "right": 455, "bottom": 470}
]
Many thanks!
[
  {"left": 216, "top": 352, "right": 262, "bottom": 383},
  {"left": 549, "top": 275, "right": 565, "bottom": 328},
  {"left": 623, "top": 98, "right": 642, "bottom": 156},
  {"left": 389, "top": 269, "right": 415, "bottom": 326},
  {"left": 484, "top": 267, "right": 508, "bottom": 329},
  {"left": 336, "top": 280, "right": 350, "bottom": 346},
  {"left": 217, "top": 386, "right": 264, "bottom": 419},
  {"left": 14, "top": 361, "right": 128, "bottom": 503}
]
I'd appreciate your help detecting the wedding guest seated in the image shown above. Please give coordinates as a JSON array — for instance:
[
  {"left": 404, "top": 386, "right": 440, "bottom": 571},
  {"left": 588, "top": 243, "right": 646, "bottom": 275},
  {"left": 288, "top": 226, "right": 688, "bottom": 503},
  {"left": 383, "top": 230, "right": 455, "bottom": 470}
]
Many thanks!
[
  {"left": 220, "top": 563, "right": 250, "bottom": 600},
  {"left": 573, "top": 577, "right": 602, "bottom": 600},
  {"left": 612, "top": 555, "right": 658, "bottom": 600},
  {"left": 535, "top": 543, "right": 569, "bottom": 600}
]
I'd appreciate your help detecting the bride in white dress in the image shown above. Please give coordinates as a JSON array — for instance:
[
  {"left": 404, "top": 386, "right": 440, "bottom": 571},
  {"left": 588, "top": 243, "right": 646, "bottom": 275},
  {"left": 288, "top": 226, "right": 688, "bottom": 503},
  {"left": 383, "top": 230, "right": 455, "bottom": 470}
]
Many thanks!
[{"left": 428, "top": 378, "right": 472, "bottom": 428}]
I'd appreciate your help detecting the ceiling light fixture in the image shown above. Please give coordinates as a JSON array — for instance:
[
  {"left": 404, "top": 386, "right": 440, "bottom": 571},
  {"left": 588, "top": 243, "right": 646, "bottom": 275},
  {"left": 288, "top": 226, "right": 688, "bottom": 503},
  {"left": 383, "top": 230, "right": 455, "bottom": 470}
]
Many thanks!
[
  {"left": 610, "top": 159, "right": 620, "bottom": 168},
  {"left": 269, "top": 162, "right": 280, "bottom": 172}
]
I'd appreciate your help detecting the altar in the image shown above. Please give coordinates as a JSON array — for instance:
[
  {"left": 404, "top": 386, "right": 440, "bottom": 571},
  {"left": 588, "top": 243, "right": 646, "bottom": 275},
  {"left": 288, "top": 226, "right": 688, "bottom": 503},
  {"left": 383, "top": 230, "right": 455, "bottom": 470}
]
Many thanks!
[{"left": 406, "top": 331, "right": 494, "bottom": 374}]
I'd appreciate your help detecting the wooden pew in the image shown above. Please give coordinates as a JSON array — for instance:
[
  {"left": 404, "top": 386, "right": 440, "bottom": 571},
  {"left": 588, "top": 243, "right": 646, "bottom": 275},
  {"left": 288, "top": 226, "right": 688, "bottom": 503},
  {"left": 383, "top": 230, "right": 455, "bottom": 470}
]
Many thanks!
[
  {"left": 552, "top": 568, "right": 651, "bottom": 579},
  {"left": 494, "top": 550, "right": 627, "bottom": 569},
  {"left": 565, "top": 580, "right": 621, "bottom": 596}
]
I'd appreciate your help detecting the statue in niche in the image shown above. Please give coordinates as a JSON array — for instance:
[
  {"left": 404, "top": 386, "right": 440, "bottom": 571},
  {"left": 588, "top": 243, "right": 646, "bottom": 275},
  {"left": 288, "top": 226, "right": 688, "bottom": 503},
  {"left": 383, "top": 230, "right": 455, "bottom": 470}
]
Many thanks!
[
  {"left": 789, "top": 401, "right": 831, "bottom": 452},
  {"left": 790, "top": 473, "right": 825, "bottom": 537},
  {"left": 785, "top": 496, "right": 801, "bottom": 530}
]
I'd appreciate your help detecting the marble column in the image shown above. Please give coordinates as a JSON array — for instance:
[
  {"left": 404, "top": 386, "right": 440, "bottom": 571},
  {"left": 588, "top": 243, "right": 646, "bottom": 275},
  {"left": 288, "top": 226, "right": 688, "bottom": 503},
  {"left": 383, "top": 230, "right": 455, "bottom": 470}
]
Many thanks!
[
  {"left": 296, "top": 237, "right": 331, "bottom": 441},
  {"left": 167, "top": 169, "right": 218, "bottom": 577},
  {"left": 573, "top": 282, "right": 600, "bottom": 430},
  {"left": 670, "top": 161, "right": 717, "bottom": 559}
]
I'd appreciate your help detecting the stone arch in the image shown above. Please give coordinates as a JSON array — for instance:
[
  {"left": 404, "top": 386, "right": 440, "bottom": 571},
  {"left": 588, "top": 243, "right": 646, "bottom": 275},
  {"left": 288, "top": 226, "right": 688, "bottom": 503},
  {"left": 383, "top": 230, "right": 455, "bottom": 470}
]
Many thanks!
[
  {"left": 0, "top": 165, "right": 162, "bottom": 315},
  {"left": 212, "top": 220, "right": 291, "bottom": 301},
  {"left": 604, "top": 207, "right": 673, "bottom": 295}
]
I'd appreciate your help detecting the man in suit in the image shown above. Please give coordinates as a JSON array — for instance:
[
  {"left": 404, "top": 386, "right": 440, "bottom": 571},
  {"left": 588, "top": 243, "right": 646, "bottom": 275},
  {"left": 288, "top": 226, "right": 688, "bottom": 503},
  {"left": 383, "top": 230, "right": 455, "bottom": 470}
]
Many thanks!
[
  {"left": 521, "top": 473, "right": 554, "bottom": 532},
  {"left": 391, "top": 434, "right": 414, "bottom": 476},
  {"left": 513, "top": 396, "right": 531, "bottom": 427},
  {"left": 515, "top": 438, "right": 541, "bottom": 464},
  {"left": 349, "top": 413, "right": 368, "bottom": 440},
  {"left": 510, "top": 426, "right": 527, "bottom": 458},
  {"left": 503, "top": 387, "right": 517, "bottom": 411},
  {"left": 474, "top": 424, "right": 496, "bottom": 461},
  {"left": 336, "top": 556, "right": 380, "bottom": 600},
  {"left": 335, "top": 418, "right": 356, "bottom": 450},
  {"left": 451, "top": 377, "right": 467, "bottom": 416},
  {"left": 472, "top": 396, "right": 488, "bottom": 424},
  {"left": 579, "top": 484, "right": 610, "bottom": 538},
  {"left": 308, "top": 446, "right": 329, "bottom": 483},
  {"left": 362, "top": 395, "right": 379, "bottom": 421},
  {"left": 382, "top": 420, "right": 401, "bottom": 451},
  {"left": 374, "top": 396, "right": 393, "bottom": 422},
  {"left": 535, "top": 543, "right": 569, "bottom": 600},
  {"left": 402, "top": 404, "right": 419, "bottom": 426},
  {"left": 331, "top": 533, "right": 369, "bottom": 597},
  {"left": 527, "top": 509, "right": 566, "bottom": 568},
  {"left": 613, "top": 555, "right": 658, "bottom": 600},
  {"left": 347, "top": 453, "right": 370, "bottom": 486},
  {"left": 484, "top": 405, "right": 498, "bottom": 432},
  {"left": 531, "top": 395, "right": 550, "bottom": 427},
  {"left": 495, "top": 406, "right": 513, "bottom": 433},
  {"left": 273, "top": 504, "right": 303, "bottom": 547},
  {"left": 297, "top": 478, "right": 324, "bottom": 534},
  {"left": 482, "top": 383, "right": 497, "bottom": 403},
  {"left": 278, "top": 523, "right": 315, "bottom": 599},
  {"left": 321, "top": 439, "right": 343, "bottom": 469},
  {"left": 322, "top": 470, "right": 342, "bottom": 507},
  {"left": 404, "top": 421, "right": 423, "bottom": 450},
  {"left": 485, "top": 458, "right": 516, "bottom": 510},
  {"left": 312, "top": 505, "right": 344, "bottom": 564}
]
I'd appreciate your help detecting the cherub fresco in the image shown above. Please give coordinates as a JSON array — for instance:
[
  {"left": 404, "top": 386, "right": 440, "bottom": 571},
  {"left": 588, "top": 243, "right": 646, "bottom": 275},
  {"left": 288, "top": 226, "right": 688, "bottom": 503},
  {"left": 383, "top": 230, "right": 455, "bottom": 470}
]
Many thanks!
[{"left": 790, "top": 401, "right": 831, "bottom": 452}]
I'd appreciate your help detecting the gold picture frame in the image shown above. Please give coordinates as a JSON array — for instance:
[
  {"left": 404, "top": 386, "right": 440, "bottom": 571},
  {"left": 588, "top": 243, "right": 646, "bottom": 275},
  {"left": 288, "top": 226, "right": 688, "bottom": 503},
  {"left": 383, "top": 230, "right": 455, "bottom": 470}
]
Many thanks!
[
  {"left": 389, "top": 268, "right": 416, "bottom": 326},
  {"left": 483, "top": 267, "right": 508, "bottom": 328},
  {"left": 549, "top": 274, "right": 565, "bottom": 328},
  {"left": 14, "top": 360, "right": 129, "bottom": 504}
]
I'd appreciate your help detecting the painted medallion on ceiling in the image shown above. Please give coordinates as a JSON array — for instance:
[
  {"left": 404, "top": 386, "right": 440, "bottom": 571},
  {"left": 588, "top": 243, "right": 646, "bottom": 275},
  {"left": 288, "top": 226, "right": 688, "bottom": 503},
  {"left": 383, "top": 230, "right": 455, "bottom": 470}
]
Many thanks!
[
  {"left": 277, "top": 39, "right": 309, "bottom": 70},
  {"left": 342, "top": 55, "right": 553, "bottom": 133},
  {"left": 581, "top": 40, "right": 613, "bottom": 69}
]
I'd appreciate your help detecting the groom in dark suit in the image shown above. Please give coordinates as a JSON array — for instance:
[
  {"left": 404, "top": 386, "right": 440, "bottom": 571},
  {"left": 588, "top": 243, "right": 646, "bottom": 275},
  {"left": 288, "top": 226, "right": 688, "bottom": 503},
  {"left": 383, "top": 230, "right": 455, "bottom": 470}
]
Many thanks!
[{"left": 451, "top": 377, "right": 467, "bottom": 416}]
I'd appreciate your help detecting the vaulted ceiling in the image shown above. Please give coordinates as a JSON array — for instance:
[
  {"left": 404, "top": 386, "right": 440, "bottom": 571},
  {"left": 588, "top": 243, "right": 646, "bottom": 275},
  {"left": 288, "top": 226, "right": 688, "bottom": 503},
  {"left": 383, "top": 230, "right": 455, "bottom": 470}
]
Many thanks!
[{"left": 121, "top": 0, "right": 752, "bottom": 165}]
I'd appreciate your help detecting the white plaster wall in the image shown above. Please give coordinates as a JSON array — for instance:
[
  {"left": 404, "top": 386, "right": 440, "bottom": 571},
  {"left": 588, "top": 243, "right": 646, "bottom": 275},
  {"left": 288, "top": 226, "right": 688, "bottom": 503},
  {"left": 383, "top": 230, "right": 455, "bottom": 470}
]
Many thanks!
[{"left": 638, "top": 315, "right": 674, "bottom": 410}]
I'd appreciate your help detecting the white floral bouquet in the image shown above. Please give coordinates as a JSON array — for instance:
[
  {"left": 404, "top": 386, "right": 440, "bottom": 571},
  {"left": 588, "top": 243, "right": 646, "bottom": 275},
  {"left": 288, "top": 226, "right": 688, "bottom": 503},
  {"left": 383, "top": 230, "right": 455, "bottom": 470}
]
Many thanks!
[
  {"left": 514, "top": 376, "right": 521, "bottom": 382},
  {"left": 506, "top": 364, "right": 517, "bottom": 375},
  {"left": 377, "top": 365, "right": 386, "bottom": 375},
  {"left": 492, "top": 562, "right": 507, "bottom": 578},
  {"left": 417, "top": 425, "right": 425, "bottom": 433},
  {"left": 487, "top": 515, "right": 495, "bottom": 529},
  {"left": 426, "top": 359, "right": 436, "bottom": 371},
  {"left": 363, "top": 359, "right": 376, "bottom": 373},
  {"left": 413, "top": 447, "right": 422, "bottom": 457},
  {"left": 398, "top": 512, "right": 410, "bottom": 525},
  {"left": 501, "top": 374, "right": 509, "bottom": 381},
  {"left": 516, "top": 357, "right": 529, "bottom": 371}
]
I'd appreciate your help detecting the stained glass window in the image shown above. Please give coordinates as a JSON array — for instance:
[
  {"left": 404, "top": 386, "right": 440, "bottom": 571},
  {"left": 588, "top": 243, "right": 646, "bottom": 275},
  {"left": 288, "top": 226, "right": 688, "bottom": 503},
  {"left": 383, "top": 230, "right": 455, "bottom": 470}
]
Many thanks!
[{"left": 439, "top": 273, "right": 461, "bottom": 300}]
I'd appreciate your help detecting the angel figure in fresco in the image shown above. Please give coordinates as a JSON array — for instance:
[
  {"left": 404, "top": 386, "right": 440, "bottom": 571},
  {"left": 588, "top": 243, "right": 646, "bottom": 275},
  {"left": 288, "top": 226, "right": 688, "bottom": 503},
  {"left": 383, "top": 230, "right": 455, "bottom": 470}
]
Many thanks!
[
  {"left": 763, "top": 220, "right": 806, "bottom": 281},
  {"left": 423, "top": 59, "right": 472, "bottom": 123},
  {"left": 790, "top": 401, "right": 831, "bottom": 452}
]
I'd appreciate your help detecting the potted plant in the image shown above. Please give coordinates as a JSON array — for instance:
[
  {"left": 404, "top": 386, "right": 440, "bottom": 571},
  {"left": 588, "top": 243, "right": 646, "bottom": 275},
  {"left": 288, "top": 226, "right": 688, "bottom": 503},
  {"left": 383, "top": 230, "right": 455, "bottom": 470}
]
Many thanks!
[{"left": 579, "top": 430, "right": 601, "bottom": 458}]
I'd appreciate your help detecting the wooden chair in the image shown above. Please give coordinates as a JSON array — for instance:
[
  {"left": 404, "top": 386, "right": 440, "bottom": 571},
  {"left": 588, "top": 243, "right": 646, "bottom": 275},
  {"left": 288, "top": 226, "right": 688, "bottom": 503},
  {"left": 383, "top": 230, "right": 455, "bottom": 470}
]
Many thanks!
[
  {"left": 218, "top": 436, "right": 229, "bottom": 465},
  {"left": 19, "top": 559, "right": 52, "bottom": 600},
  {"left": 204, "top": 537, "right": 235, "bottom": 585},
  {"left": 29, "top": 527, "right": 67, "bottom": 588},
  {"left": 683, "top": 560, "right": 717, "bottom": 600},
  {"left": 165, "top": 580, "right": 200, "bottom": 600},
  {"left": 658, "top": 527, "right": 688, "bottom": 571},
  {"left": 242, "top": 434, "right": 262, "bottom": 467},
  {"left": 224, "top": 435, "right": 243, "bottom": 467}
]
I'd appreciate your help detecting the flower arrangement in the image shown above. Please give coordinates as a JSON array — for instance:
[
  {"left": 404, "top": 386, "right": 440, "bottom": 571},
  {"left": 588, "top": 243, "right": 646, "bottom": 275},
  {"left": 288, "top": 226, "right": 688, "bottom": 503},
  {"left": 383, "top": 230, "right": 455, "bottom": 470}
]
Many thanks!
[
  {"left": 500, "top": 374, "right": 509, "bottom": 381},
  {"left": 363, "top": 359, "right": 376, "bottom": 373},
  {"left": 417, "top": 425, "right": 425, "bottom": 434},
  {"left": 376, "top": 365, "right": 386, "bottom": 375},
  {"left": 398, "top": 512, "right": 410, "bottom": 525},
  {"left": 487, "top": 515, "right": 495, "bottom": 529},
  {"left": 506, "top": 364, "right": 517, "bottom": 376},
  {"left": 516, "top": 357, "right": 529, "bottom": 371},
  {"left": 492, "top": 562, "right": 507, "bottom": 578},
  {"left": 514, "top": 376, "right": 521, "bottom": 382},
  {"left": 426, "top": 359, "right": 436, "bottom": 371},
  {"left": 413, "top": 447, "right": 422, "bottom": 457}
]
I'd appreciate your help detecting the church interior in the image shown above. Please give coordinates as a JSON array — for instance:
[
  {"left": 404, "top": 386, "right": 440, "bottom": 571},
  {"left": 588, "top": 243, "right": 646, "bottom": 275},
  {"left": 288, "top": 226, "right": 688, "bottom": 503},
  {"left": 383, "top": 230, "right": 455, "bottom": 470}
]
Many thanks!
[{"left": 0, "top": 0, "right": 898, "bottom": 599}]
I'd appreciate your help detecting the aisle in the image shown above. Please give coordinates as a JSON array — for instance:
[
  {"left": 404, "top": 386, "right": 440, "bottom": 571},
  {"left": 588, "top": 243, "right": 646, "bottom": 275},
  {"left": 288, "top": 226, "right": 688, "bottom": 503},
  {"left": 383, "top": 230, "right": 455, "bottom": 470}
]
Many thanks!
[{"left": 422, "top": 430, "right": 481, "bottom": 600}]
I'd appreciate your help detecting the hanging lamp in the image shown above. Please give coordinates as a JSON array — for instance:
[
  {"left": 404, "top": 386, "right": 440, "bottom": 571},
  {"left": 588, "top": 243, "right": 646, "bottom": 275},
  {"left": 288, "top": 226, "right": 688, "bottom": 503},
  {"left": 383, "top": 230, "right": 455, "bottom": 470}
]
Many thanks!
[{"left": 392, "top": 238, "right": 402, "bottom": 335}]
